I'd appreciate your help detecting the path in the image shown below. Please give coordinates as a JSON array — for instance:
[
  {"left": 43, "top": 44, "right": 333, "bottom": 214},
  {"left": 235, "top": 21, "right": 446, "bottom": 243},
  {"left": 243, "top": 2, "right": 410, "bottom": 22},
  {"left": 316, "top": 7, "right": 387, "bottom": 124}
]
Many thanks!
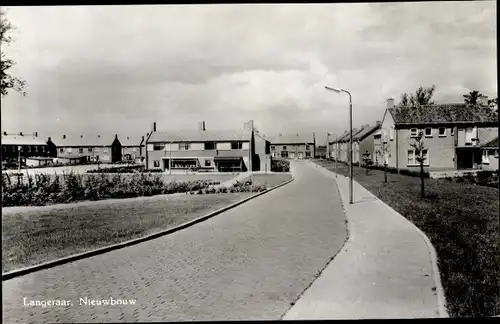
[
  {"left": 283, "top": 162, "right": 446, "bottom": 319},
  {"left": 2, "top": 160, "right": 347, "bottom": 323}
]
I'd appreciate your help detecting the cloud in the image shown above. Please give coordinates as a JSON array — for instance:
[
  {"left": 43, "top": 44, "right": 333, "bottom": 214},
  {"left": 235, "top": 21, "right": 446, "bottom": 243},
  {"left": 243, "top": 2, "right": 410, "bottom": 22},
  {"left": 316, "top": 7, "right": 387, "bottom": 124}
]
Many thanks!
[{"left": 1, "top": 2, "right": 497, "bottom": 138}]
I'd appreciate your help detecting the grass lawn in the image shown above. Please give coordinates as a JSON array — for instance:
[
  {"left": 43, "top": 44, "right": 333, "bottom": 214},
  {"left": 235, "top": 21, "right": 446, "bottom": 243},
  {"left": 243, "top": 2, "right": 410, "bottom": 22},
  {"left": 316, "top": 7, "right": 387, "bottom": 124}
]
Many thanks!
[
  {"left": 2, "top": 193, "right": 253, "bottom": 273},
  {"left": 248, "top": 173, "right": 293, "bottom": 188},
  {"left": 313, "top": 159, "right": 499, "bottom": 317}
]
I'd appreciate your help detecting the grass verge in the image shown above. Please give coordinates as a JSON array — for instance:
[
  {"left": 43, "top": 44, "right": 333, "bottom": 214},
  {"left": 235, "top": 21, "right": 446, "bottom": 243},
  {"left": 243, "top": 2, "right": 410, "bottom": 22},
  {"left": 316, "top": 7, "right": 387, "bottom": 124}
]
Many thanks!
[
  {"left": 2, "top": 193, "right": 254, "bottom": 273},
  {"left": 314, "top": 159, "right": 499, "bottom": 318}
]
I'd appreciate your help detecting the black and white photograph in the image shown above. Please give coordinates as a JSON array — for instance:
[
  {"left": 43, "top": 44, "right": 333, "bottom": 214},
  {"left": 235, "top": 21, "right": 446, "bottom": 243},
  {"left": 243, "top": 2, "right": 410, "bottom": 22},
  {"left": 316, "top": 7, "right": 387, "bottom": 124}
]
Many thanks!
[{"left": 1, "top": 1, "right": 498, "bottom": 322}]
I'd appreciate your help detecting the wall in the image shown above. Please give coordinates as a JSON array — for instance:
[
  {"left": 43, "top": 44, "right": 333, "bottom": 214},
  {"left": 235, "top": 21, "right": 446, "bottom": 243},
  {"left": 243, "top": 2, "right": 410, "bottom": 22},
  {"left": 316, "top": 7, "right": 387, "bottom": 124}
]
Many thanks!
[
  {"left": 1, "top": 144, "right": 48, "bottom": 161},
  {"left": 397, "top": 126, "right": 455, "bottom": 171},
  {"left": 380, "top": 111, "right": 397, "bottom": 168},
  {"left": 122, "top": 146, "right": 142, "bottom": 161},
  {"left": 483, "top": 149, "right": 499, "bottom": 171},
  {"left": 358, "top": 134, "right": 375, "bottom": 163},
  {"left": 253, "top": 134, "right": 271, "bottom": 171}
]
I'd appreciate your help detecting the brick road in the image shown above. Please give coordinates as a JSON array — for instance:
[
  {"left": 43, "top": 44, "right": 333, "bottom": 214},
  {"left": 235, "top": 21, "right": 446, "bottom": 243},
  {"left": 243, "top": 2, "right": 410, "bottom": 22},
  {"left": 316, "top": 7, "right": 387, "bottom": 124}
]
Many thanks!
[{"left": 2, "top": 160, "right": 347, "bottom": 323}]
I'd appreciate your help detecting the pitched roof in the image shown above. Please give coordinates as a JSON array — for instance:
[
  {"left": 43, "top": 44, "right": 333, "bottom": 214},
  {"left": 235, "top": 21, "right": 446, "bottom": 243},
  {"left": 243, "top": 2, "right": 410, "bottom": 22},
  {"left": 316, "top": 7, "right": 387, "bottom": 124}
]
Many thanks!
[
  {"left": 51, "top": 135, "right": 117, "bottom": 147},
  {"left": 353, "top": 124, "right": 381, "bottom": 141},
  {"left": 335, "top": 128, "right": 364, "bottom": 142},
  {"left": 147, "top": 129, "right": 251, "bottom": 143},
  {"left": 482, "top": 137, "right": 498, "bottom": 148},
  {"left": 388, "top": 103, "right": 498, "bottom": 125},
  {"left": 120, "top": 135, "right": 145, "bottom": 147},
  {"left": 267, "top": 133, "right": 315, "bottom": 145},
  {"left": 1, "top": 134, "right": 48, "bottom": 146}
]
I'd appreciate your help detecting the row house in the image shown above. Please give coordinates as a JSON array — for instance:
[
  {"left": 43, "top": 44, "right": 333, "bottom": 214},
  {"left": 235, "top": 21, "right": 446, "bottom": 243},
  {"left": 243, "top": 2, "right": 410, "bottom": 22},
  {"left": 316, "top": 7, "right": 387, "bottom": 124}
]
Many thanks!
[
  {"left": 315, "top": 145, "right": 327, "bottom": 159},
  {"left": 267, "top": 133, "right": 316, "bottom": 159},
  {"left": 1, "top": 132, "right": 49, "bottom": 164},
  {"left": 120, "top": 135, "right": 146, "bottom": 163},
  {"left": 145, "top": 121, "right": 271, "bottom": 172},
  {"left": 48, "top": 134, "right": 122, "bottom": 164},
  {"left": 377, "top": 98, "right": 498, "bottom": 171},
  {"left": 329, "top": 123, "right": 381, "bottom": 165}
]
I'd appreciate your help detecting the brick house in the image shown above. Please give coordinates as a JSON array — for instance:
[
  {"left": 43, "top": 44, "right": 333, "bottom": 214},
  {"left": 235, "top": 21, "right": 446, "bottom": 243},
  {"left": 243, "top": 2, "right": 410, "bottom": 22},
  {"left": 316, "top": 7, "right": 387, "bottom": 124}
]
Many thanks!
[
  {"left": 267, "top": 133, "right": 316, "bottom": 159},
  {"left": 1, "top": 132, "right": 49, "bottom": 164},
  {"left": 145, "top": 121, "right": 271, "bottom": 172},
  {"left": 120, "top": 136, "right": 145, "bottom": 163},
  {"left": 316, "top": 145, "right": 327, "bottom": 159},
  {"left": 329, "top": 129, "right": 364, "bottom": 163},
  {"left": 378, "top": 98, "right": 498, "bottom": 172},
  {"left": 50, "top": 134, "right": 122, "bottom": 164},
  {"left": 481, "top": 137, "right": 499, "bottom": 171}
]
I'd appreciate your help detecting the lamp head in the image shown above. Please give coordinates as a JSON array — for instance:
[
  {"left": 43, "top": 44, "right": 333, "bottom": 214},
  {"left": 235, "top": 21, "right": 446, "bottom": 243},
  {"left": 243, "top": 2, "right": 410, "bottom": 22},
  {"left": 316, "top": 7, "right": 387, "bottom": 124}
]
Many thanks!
[{"left": 324, "top": 86, "right": 342, "bottom": 93}]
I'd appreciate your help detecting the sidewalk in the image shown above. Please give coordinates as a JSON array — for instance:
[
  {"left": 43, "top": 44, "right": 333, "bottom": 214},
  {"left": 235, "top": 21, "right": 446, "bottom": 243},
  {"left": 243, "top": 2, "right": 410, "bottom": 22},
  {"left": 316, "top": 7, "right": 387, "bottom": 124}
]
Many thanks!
[{"left": 283, "top": 162, "right": 448, "bottom": 319}]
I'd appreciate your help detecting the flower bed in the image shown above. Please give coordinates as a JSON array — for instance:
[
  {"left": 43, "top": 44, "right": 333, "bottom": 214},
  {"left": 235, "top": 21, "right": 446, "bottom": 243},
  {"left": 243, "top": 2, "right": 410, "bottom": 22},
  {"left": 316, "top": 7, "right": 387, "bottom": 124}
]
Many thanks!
[
  {"left": 271, "top": 159, "right": 290, "bottom": 172},
  {"left": 87, "top": 165, "right": 145, "bottom": 173}
]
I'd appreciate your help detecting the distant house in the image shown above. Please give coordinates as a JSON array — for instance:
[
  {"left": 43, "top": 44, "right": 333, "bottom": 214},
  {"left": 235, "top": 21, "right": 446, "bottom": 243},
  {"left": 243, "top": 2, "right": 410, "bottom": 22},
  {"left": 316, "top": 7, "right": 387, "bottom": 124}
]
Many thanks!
[
  {"left": 316, "top": 145, "right": 327, "bottom": 159},
  {"left": 267, "top": 133, "right": 316, "bottom": 159},
  {"left": 146, "top": 121, "right": 271, "bottom": 172},
  {"left": 378, "top": 98, "right": 498, "bottom": 171},
  {"left": 120, "top": 135, "right": 145, "bottom": 163},
  {"left": 481, "top": 137, "right": 499, "bottom": 171},
  {"left": 50, "top": 134, "right": 122, "bottom": 164},
  {"left": 1, "top": 132, "right": 49, "bottom": 163},
  {"left": 330, "top": 124, "right": 381, "bottom": 165}
]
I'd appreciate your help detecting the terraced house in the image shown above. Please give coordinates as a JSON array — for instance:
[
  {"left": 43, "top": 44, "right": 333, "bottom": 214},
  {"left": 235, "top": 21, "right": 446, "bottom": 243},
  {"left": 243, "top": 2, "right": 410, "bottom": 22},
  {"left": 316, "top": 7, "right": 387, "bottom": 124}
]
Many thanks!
[
  {"left": 49, "top": 134, "right": 122, "bottom": 164},
  {"left": 1, "top": 132, "right": 49, "bottom": 164},
  {"left": 120, "top": 135, "right": 145, "bottom": 163},
  {"left": 145, "top": 121, "right": 271, "bottom": 172},
  {"left": 267, "top": 133, "right": 316, "bottom": 159},
  {"left": 377, "top": 98, "right": 498, "bottom": 172},
  {"left": 329, "top": 123, "right": 381, "bottom": 165}
]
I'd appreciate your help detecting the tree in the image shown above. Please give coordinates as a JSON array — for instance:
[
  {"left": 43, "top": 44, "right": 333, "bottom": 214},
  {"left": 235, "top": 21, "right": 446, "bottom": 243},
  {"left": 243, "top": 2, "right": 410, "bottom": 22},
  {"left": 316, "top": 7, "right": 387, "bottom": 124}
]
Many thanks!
[
  {"left": 1, "top": 9, "right": 26, "bottom": 97},
  {"left": 375, "top": 137, "right": 391, "bottom": 183},
  {"left": 398, "top": 85, "right": 436, "bottom": 106},
  {"left": 409, "top": 131, "right": 426, "bottom": 198},
  {"left": 488, "top": 97, "right": 498, "bottom": 111},
  {"left": 463, "top": 90, "right": 483, "bottom": 105}
]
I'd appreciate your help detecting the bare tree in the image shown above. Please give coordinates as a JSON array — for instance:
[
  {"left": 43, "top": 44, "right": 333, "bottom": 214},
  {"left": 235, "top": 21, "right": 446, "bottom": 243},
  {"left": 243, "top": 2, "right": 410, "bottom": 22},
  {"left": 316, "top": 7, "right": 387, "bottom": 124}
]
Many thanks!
[
  {"left": 463, "top": 90, "right": 483, "bottom": 105},
  {"left": 409, "top": 131, "right": 426, "bottom": 198},
  {"left": 375, "top": 138, "right": 391, "bottom": 183},
  {"left": 398, "top": 85, "right": 436, "bottom": 106},
  {"left": 1, "top": 9, "right": 26, "bottom": 97}
]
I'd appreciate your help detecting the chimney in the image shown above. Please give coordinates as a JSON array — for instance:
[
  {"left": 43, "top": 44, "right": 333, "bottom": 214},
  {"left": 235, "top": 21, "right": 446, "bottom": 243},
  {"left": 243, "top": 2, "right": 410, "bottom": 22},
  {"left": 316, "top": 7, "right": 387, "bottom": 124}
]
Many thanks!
[
  {"left": 387, "top": 98, "right": 395, "bottom": 109},
  {"left": 19, "top": 132, "right": 23, "bottom": 136},
  {"left": 62, "top": 134, "right": 66, "bottom": 139},
  {"left": 80, "top": 135, "right": 83, "bottom": 138},
  {"left": 376, "top": 120, "right": 382, "bottom": 125},
  {"left": 198, "top": 121, "right": 206, "bottom": 131},
  {"left": 3, "top": 131, "right": 6, "bottom": 135},
  {"left": 115, "top": 134, "right": 118, "bottom": 139},
  {"left": 98, "top": 135, "right": 100, "bottom": 138},
  {"left": 48, "top": 137, "right": 51, "bottom": 142},
  {"left": 127, "top": 136, "right": 130, "bottom": 140},
  {"left": 34, "top": 132, "right": 38, "bottom": 137},
  {"left": 142, "top": 135, "right": 144, "bottom": 142},
  {"left": 152, "top": 122, "right": 157, "bottom": 132}
]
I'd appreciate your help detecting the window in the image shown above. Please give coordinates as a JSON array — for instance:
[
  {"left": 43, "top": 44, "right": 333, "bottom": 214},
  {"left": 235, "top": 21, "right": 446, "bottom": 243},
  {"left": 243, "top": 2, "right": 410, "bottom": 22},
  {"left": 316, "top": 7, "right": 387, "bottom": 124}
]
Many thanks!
[
  {"left": 179, "top": 143, "right": 190, "bottom": 151},
  {"left": 205, "top": 160, "right": 212, "bottom": 167},
  {"left": 95, "top": 147, "right": 99, "bottom": 153},
  {"left": 271, "top": 145, "right": 275, "bottom": 151},
  {"left": 424, "top": 128, "right": 433, "bottom": 137},
  {"left": 132, "top": 147, "right": 138, "bottom": 152},
  {"left": 450, "top": 128, "right": 455, "bottom": 136},
  {"left": 67, "top": 148, "right": 72, "bottom": 154},
  {"left": 153, "top": 160, "right": 160, "bottom": 167},
  {"left": 281, "top": 151, "right": 289, "bottom": 158},
  {"left": 26, "top": 146, "right": 31, "bottom": 152},
  {"left": 305, "top": 151, "right": 311, "bottom": 157},
  {"left": 103, "top": 147, "right": 108, "bottom": 153},
  {"left": 59, "top": 148, "right": 64, "bottom": 153},
  {"left": 408, "top": 149, "right": 429, "bottom": 165},
  {"left": 231, "top": 142, "right": 243, "bottom": 150},
  {"left": 438, "top": 128, "right": 446, "bottom": 137},
  {"left": 204, "top": 142, "right": 216, "bottom": 150},
  {"left": 88, "top": 147, "right": 93, "bottom": 152},
  {"left": 305, "top": 145, "right": 310, "bottom": 150},
  {"left": 282, "top": 145, "right": 287, "bottom": 150},
  {"left": 410, "top": 128, "right": 418, "bottom": 137},
  {"left": 482, "top": 150, "right": 490, "bottom": 164},
  {"left": 495, "top": 150, "right": 499, "bottom": 158},
  {"left": 79, "top": 148, "right": 84, "bottom": 153},
  {"left": 389, "top": 127, "right": 394, "bottom": 141},
  {"left": 153, "top": 144, "right": 164, "bottom": 151}
]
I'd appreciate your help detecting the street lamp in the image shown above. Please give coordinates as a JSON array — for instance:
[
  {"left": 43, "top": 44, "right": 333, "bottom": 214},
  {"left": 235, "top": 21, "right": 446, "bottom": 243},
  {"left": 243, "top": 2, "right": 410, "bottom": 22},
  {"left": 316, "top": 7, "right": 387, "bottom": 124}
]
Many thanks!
[{"left": 325, "top": 86, "right": 353, "bottom": 204}]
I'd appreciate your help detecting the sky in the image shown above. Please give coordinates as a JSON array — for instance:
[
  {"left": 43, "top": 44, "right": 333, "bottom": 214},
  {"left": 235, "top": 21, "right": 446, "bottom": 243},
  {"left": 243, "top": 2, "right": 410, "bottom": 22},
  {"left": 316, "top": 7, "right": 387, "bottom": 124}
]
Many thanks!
[{"left": 1, "top": 2, "right": 497, "bottom": 145}]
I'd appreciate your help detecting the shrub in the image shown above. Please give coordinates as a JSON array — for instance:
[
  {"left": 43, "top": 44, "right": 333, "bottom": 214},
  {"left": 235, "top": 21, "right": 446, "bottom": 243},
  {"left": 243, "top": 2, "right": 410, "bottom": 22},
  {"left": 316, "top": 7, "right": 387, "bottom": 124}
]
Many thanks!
[{"left": 271, "top": 159, "right": 290, "bottom": 172}]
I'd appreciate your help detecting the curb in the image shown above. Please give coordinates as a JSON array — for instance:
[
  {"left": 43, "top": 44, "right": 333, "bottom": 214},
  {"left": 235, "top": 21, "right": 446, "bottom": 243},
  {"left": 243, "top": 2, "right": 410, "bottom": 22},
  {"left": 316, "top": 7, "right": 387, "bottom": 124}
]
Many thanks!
[
  {"left": 315, "top": 162, "right": 448, "bottom": 318},
  {"left": 2, "top": 177, "right": 294, "bottom": 281}
]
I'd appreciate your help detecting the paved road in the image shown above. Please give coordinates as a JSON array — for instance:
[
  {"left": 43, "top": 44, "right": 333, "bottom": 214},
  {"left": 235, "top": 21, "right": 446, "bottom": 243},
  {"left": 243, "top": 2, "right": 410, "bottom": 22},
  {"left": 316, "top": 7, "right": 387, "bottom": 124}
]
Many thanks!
[{"left": 2, "top": 161, "right": 347, "bottom": 323}]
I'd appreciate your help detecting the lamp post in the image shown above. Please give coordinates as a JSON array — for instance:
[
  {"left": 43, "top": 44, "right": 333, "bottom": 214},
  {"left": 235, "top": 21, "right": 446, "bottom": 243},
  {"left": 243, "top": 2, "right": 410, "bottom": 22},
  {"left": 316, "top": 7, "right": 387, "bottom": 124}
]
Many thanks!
[
  {"left": 325, "top": 86, "right": 353, "bottom": 204},
  {"left": 169, "top": 140, "right": 174, "bottom": 175},
  {"left": 17, "top": 146, "right": 22, "bottom": 173}
]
